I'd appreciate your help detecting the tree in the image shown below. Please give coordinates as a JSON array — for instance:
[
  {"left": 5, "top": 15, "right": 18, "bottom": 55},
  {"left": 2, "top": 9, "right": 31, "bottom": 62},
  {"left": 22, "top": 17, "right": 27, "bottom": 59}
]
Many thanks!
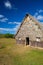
[{"left": 5, "top": 33, "right": 14, "bottom": 38}]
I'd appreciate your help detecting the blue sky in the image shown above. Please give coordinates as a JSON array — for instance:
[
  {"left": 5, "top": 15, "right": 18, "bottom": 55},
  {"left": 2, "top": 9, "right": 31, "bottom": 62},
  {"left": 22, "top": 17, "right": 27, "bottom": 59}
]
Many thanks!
[{"left": 0, "top": 0, "right": 43, "bottom": 34}]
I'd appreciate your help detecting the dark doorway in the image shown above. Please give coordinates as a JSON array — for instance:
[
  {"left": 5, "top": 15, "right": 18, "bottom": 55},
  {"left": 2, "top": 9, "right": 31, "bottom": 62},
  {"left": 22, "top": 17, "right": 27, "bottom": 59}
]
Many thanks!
[{"left": 26, "top": 37, "right": 29, "bottom": 45}]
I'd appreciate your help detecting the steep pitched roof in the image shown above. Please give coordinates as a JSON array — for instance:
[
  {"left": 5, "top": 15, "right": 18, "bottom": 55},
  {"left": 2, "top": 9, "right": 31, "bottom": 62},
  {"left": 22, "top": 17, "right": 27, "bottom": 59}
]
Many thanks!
[{"left": 15, "top": 14, "right": 42, "bottom": 37}]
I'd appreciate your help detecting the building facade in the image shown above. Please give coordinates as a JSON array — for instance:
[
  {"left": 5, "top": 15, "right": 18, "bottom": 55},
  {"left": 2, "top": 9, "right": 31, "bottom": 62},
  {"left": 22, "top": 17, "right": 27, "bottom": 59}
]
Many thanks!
[{"left": 15, "top": 14, "right": 43, "bottom": 48}]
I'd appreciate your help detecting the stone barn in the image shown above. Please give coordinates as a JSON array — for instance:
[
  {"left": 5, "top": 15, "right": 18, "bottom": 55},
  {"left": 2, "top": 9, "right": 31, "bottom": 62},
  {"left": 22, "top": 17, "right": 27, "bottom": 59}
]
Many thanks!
[{"left": 15, "top": 14, "right": 43, "bottom": 48}]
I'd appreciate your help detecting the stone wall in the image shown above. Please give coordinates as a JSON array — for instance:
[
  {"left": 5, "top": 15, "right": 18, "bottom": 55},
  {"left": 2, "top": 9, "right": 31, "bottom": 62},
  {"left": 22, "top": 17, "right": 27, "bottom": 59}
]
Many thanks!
[
  {"left": 16, "top": 39, "right": 25, "bottom": 45},
  {"left": 30, "top": 41, "right": 43, "bottom": 48},
  {"left": 15, "top": 14, "right": 43, "bottom": 47},
  {"left": 15, "top": 15, "right": 43, "bottom": 41},
  {"left": 16, "top": 39, "right": 43, "bottom": 48}
]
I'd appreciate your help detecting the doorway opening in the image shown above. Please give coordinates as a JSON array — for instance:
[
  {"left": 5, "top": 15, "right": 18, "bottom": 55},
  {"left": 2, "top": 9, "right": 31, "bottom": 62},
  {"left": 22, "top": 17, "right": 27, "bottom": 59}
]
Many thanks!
[{"left": 26, "top": 37, "right": 29, "bottom": 45}]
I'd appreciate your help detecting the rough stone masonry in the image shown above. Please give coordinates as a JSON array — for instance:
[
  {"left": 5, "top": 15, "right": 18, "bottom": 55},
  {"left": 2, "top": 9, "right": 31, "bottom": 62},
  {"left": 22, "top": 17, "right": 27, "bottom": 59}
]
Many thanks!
[{"left": 15, "top": 14, "right": 43, "bottom": 48}]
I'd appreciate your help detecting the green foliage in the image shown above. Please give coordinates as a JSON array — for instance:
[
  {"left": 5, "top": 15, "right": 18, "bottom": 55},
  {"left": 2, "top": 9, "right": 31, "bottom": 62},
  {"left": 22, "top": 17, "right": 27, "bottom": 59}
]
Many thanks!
[
  {"left": 0, "top": 33, "right": 14, "bottom": 38},
  {"left": 5, "top": 33, "right": 14, "bottom": 38},
  {"left": 0, "top": 34, "right": 5, "bottom": 38}
]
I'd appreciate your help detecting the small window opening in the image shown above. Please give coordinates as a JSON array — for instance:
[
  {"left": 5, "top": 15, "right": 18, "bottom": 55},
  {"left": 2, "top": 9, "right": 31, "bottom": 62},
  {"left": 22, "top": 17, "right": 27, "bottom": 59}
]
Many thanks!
[{"left": 36, "top": 37, "right": 40, "bottom": 42}]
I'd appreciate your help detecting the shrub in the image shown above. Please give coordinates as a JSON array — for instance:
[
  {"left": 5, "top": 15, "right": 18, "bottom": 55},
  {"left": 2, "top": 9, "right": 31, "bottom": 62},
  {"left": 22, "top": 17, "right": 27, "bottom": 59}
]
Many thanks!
[
  {"left": 5, "top": 33, "right": 14, "bottom": 38},
  {"left": 0, "top": 33, "right": 14, "bottom": 38}
]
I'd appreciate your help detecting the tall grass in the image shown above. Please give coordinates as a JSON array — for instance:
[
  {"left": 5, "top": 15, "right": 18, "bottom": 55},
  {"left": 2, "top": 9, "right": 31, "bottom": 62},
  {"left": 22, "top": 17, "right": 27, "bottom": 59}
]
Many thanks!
[{"left": 0, "top": 38, "right": 43, "bottom": 65}]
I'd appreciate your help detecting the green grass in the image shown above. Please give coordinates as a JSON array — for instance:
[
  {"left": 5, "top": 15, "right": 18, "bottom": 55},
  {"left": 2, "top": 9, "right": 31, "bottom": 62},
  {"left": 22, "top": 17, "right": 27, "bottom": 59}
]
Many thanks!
[{"left": 0, "top": 38, "right": 43, "bottom": 65}]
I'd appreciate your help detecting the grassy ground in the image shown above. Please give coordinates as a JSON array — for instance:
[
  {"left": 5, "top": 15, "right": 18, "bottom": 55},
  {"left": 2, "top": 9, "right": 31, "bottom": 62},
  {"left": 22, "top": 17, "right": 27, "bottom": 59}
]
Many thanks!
[{"left": 0, "top": 38, "right": 43, "bottom": 65}]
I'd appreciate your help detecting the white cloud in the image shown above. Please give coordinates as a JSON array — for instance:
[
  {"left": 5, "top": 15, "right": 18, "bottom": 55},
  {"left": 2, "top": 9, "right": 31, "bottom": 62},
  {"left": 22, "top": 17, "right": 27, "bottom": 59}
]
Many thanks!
[
  {"left": 34, "top": 12, "right": 38, "bottom": 18},
  {"left": 0, "top": 18, "right": 8, "bottom": 22},
  {"left": 4, "top": 1, "right": 17, "bottom": 10},
  {"left": 37, "top": 15, "right": 43, "bottom": 20},
  {"left": 0, "top": 15, "right": 4, "bottom": 18},
  {"left": 0, "top": 24, "right": 20, "bottom": 32},
  {"left": 6, "top": 21, "right": 21, "bottom": 33},
  {"left": 8, "top": 22, "right": 21, "bottom": 25},
  {"left": 39, "top": 9, "right": 43, "bottom": 13},
  {"left": 0, "top": 14, "right": 8, "bottom": 22},
  {"left": 0, "top": 28, "right": 16, "bottom": 31},
  {"left": 4, "top": 1, "right": 12, "bottom": 9},
  {"left": 34, "top": 12, "right": 38, "bottom": 16},
  {"left": 34, "top": 14, "right": 43, "bottom": 20},
  {"left": 34, "top": 9, "right": 43, "bottom": 21}
]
